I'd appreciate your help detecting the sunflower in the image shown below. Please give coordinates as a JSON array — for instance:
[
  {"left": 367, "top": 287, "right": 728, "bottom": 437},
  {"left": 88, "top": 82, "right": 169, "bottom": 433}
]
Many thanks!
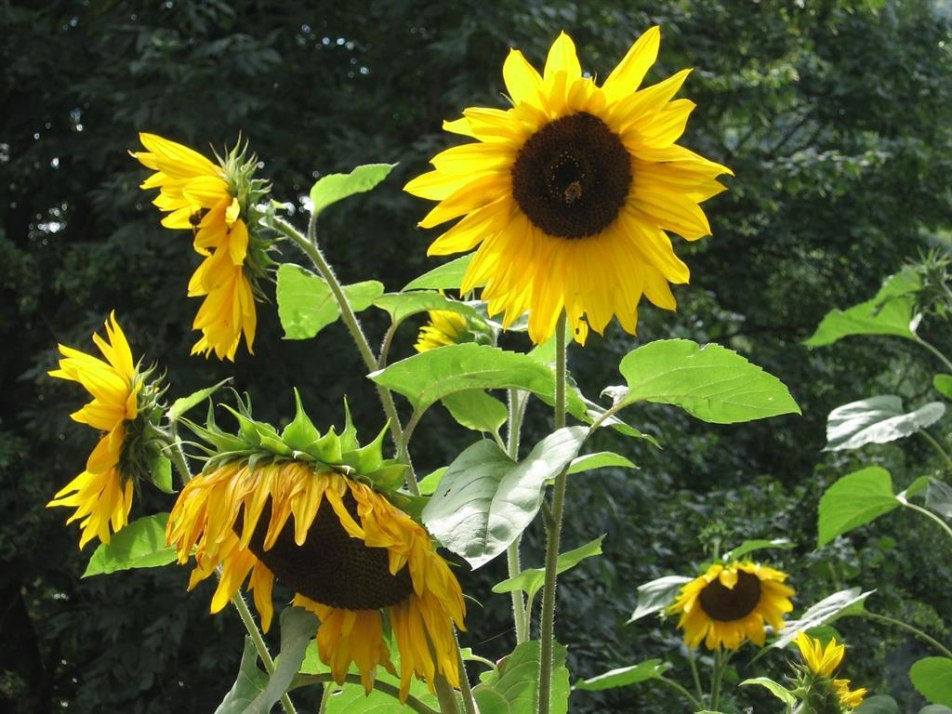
[
  {"left": 668, "top": 561, "right": 794, "bottom": 650},
  {"left": 796, "top": 632, "right": 867, "bottom": 711},
  {"left": 48, "top": 313, "right": 144, "bottom": 548},
  {"left": 167, "top": 404, "right": 466, "bottom": 701},
  {"left": 405, "top": 27, "right": 732, "bottom": 345},
  {"left": 132, "top": 133, "right": 269, "bottom": 361},
  {"left": 415, "top": 309, "right": 470, "bottom": 352}
]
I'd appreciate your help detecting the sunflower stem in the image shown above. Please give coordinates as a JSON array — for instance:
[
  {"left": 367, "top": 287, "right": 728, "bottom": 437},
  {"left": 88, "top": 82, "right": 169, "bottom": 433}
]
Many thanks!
[
  {"left": 538, "top": 315, "right": 568, "bottom": 714},
  {"left": 274, "top": 216, "right": 419, "bottom": 496},
  {"left": 709, "top": 649, "right": 730, "bottom": 710},
  {"left": 455, "top": 634, "right": 479, "bottom": 714},
  {"left": 899, "top": 498, "right": 952, "bottom": 542},
  {"left": 915, "top": 334, "right": 952, "bottom": 373},
  {"left": 918, "top": 429, "right": 952, "bottom": 473},
  {"left": 506, "top": 388, "right": 530, "bottom": 644},
  {"left": 687, "top": 649, "right": 705, "bottom": 704},
  {"left": 656, "top": 676, "right": 704, "bottom": 711},
  {"left": 862, "top": 611, "right": 952, "bottom": 658}
]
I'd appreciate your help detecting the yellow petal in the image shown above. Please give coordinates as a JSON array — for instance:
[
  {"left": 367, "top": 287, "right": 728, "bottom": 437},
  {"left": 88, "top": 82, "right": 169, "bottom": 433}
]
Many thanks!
[{"left": 602, "top": 26, "right": 661, "bottom": 102}]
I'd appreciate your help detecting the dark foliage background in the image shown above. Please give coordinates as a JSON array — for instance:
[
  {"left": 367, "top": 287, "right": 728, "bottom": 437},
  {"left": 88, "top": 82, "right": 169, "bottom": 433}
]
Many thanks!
[{"left": 2, "top": 0, "right": 951, "bottom": 711}]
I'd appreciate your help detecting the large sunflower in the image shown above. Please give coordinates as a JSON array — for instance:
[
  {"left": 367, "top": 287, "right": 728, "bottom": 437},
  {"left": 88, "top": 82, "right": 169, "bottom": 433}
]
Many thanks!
[
  {"left": 167, "top": 417, "right": 465, "bottom": 700},
  {"left": 132, "top": 133, "right": 264, "bottom": 361},
  {"left": 405, "top": 27, "right": 732, "bottom": 345},
  {"left": 796, "top": 632, "right": 867, "bottom": 711},
  {"left": 668, "top": 561, "right": 794, "bottom": 650},
  {"left": 48, "top": 313, "right": 143, "bottom": 548}
]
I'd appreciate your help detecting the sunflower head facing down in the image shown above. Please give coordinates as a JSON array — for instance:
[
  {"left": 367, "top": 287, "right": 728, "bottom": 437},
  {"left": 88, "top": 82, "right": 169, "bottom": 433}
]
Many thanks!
[
  {"left": 167, "top": 396, "right": 465, "bottom": 701},
  {"left": 132, "top": 133, "right": 274, "bottom": 361},
  {"left": 795, "top": 632, "right": 867, "bottom": 712},
  {"left": 48, "top": 313, "right": 164, "bottom": 548},
  {"left": 668, "top": 560, "right": 794, "bottom": 651},
  {"left": 405, "top": 27, "right": 732, "bottom": 345}
]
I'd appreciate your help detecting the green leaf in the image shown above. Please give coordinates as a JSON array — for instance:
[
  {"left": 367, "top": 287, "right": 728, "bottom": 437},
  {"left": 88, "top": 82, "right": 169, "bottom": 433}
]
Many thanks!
[
  {"left": 826, "top": 395, "right": 945, "bottom": 451},
  {"left": 441, "top": 390, "right": 508, "bottom": 436},
  {"left": 612, "top": 339, "right": 800, "bottom": 424},
  {"left": 627, "top": 575, "right": 692, "bottom": 623},
  {"left": 805, "top": 267, "right": 922, "bottom": 347},
  {"left": 926, "top": 479, "right": 952, "bottom": 519},
  {"left": 168, "top": 379, "right": 231, "bottom": 422},
  {"left": 417, "top": 467, "right": 446, "bottom": 496},
  {"left": 573, "top": 659, "right": 670, "bottom": 691},
  {"left": 770, "top": 588, "right": 872, "bottom": 649},
  {"left": 403, "top": 254, "right": 473, "bottom": 291},
  {"left": 309, "top": 163, "right": 395, "bottom": 219},
  {"left": 474, "top": 640, "right": 570, "bottom": 714},
  {"left": 910, "top": 658, "right": 952, "bottom": 706},
  {"left": 723, "top": 538, "right": 794, "bottom": 561},
  {"left": 276, "top": 264, "right": 383, "bottom": 340},
  {"left": 369, "top": 343, "right": 586, "bottom": 416},
  {"left": 934, "top": 374, "right": 952, "bottom": 400},
  {"left": 567, "top": 452, "right": 637, "bottom": 475},
  {"left": 246, "top": 607, "right": 317, "bottom": 714},
  {"left": 854, "top": 695, "right": 901, "bottom": 714},
  {"left": 739, "top": 677, "right": 796, "bottom": 705},
  {"left": 373, "top": 290, "right": 481, "bottom": 325},
  {"left": 148, "top": 453, "right": 173, "bottom": 494},
  {"left": 493, "top": 535, "right": 605, "bottom": 600},
  {"left": 215, "top": 637, "right": 269, "bottom": 714},
  {"left": 422, "top": 428, "right": 586, "bottom": 569},
  {"left": 919, "top": 706, "right": 952, "bottom": 714},
  {"left": 83, "top": 514, "right": 177, "bottom": 576},
  {"left": 818, "top": 467, "right": 899, "bottom": 547}
]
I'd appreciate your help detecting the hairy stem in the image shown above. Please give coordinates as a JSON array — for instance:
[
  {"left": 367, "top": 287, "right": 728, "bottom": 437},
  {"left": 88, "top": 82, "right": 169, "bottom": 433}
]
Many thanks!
[{"left": 863, "top": 611, "right": 952, "bottom": 658}]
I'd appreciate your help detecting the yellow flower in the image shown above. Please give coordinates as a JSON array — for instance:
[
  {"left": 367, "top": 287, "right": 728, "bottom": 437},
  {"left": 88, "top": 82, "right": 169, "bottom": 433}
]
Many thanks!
[
  {"left": 415, "top": 309, "right": 470, "bottom": 352},
  {"left": 797, "top": 632, "right": 867, "bottom": 710},
  {"left": 48, "top": 313, "right": 142, "bottom": 548},
  {"left": 132, "top": 133, "right": 263, "bottom": 361},
  {"left": 405, "top": 27, "right": 732, "bottom": 345},
  {"left": 833, "top": 678, "right": 867, "bottom": 710},
  {"left": 668, "top": 561, "right": 794, "bottom": 650},
  {"left": 167, "top": 460, "right": 466, "bottom": 700}
]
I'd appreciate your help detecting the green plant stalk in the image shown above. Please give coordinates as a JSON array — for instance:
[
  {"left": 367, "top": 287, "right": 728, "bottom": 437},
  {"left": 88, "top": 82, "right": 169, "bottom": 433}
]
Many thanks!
[
  {"left": 507, "top": 388, "right": 529, "bottom": 644},
  {"left": 656, "top": 676, "right": 704, "bottom": 711},
  {"left": 538, "top": 315, "right": 568, "bottom": 714},
  {"left": 709, "top": 649, "right": 730, "bottom": 711},
  {"left": 863, "top": 610, "right": 952, "bottom": 658},
  {"left": 163, "top": 430, "right": 298, "bottom": 714},
  {"left": 274, "top": 216, "right": 419, "bottom": 496},
  {"left": 456, "top": 633, "right": 478, "bottom": 714},
  {"left": 900, "top": 498, "right": 952, "bottom": 541},
  {"left": 915, "top": 334, "right": 952, "bottom": 373},
  {"left": 918, "top": 429, "right": 952, "bottom": 472},
  {"left": 293, "top": 673, "right": 439, "bottom": 714},
  {"left": 687, "top": 649, "right": 705, "bottom": 704}
]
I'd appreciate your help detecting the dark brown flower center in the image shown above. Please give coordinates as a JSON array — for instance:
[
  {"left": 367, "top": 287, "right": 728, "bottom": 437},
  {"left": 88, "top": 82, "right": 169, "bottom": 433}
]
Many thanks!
[
  {"left": 698, "top": 571, "right": 763, "bottom": 622},
  {"left": 243, "top": 490, "right": 413, "bottom": 610},
  {"left": 511, "top": 112, "right": 632, "bottom": 239}
]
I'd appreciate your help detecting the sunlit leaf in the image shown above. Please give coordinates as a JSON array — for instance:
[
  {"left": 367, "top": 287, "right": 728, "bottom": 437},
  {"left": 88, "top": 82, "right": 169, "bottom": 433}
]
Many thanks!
[
  {"left": 825, "top": 395, "right": 945, "bottom": 451},
  {"left": 403, "top": 254, "right": 473, "bottom": 291},
  {"left": 309, "top": 163, "right": 395, "bottom": 219},
  {"left": 442, "top": 390, "right": 508, "bottom": 436},
  {"left": 771, "top": 588, "right": 873, "bottom": 649},
  {"left": 493, "top": 536, "right": 605, "bottom": 599},
  {"left": 83, "top": 514, "right": 177, "bottom": 576},
  {"left": 567, "top": 452, "right": 636, "bottom": 475},
  {"left": 417, "top": 467, "right": 446, "bottom": 496},
  {"left": 168, "top": 379, "right": 230, "bottom": 422},
  {"left": 611, "top": 339, "right": 800, "bottom": 424},
  {"left": 818, "top": 467, "right": 899, "bottom": 547},
  {"left": 739, "top": 677, "right": 796, "bottom": 705},
  {"left": 474, "top": 640, "right": 570, "bottom": 714},
  {"left": 276, "top": 264, "right": 383, "bottom": 340},
  {"left": 910, "top": 658, "right": 952, "bottom": 706},
  {"left": 423, "top": 428, "right": 585, "bottom": 568},
  {"left": 148, "top": 453, "right": 173, "bottom": 494},
  {"left": 723, "top": 538, "right": 794, "bottom": 561},
  {"left": 627, "top": 575, "right": 692, "bottom": 623},
  {"left": 573, "top": 659, "right": 670, "bottom": 691},
  {"left": 933, "top": 374, "right": 952, "bottom": 400}
]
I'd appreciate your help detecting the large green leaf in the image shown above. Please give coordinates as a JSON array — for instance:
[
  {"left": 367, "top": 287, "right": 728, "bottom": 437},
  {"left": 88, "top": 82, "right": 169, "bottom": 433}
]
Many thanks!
[
  {"left": 373, "top": 290, "right": 481, "bottom": 325},
  {"left": 854, "top": 695, "right": 901, "bottom": 714},
  {"left": 473, "top": 641, "right": 570, "bottom": 714},
  {"left": 567, "top": 452, "right": 637, "bottom": 475},
  {"left": 309, "top": 163, "right": 395, "bottom": 219},
  {"left": 83, "top": 514, "right": 177, "bottom": 577},
  {"left": 826, "top": 395, "right": 945, "bottom": 451},
  {"left": 611, "top": 339, "right": 800, "bottom": 424},
  {"left": 441, "top": 390, "right": 508, "bottom": 436},
  {"left": 805, "top": 267, "right": 922, "bottom": 347},
  {"left": 215, "top": 638, "right": 269, "bottom": 714},
  {"left": 910, "top": 658, "right": 952, "bottom": 706},
  {"left": 627, "top": 575, "right": 692, "bottom": 623},
  {"left": 492, "top": 536, "right": 605, "bottom": 600},
  {"left": 818, "top": 467, "right": 899, "bottom": 547},
  {"left": 739, "top": 677, "right": 796, "bottom": 705},
  {"left": 403, "top": 254, "right": 474, "bottom": 291},
  {"left": 245, "top": 607, "right": 317, "bottom": 714},
  {"left": 573, "top": 660, "right": 670, "bottom": 691},
  {"left": 276, "top": 264, "right": 383, "bottom": 340},
  {"left": 369, "top": 343, "right": 585, "bottom": 416},
  {"left": 422, "top": 428, "right": 586, "bottom": 569},
  {"left": 770, "top": 589, "right": 872, "bottom": 650}
]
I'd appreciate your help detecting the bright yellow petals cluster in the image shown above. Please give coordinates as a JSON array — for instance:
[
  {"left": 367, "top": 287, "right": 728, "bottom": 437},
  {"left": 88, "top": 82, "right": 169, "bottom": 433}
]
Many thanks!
[
  {"left": 166, "top": 460, "right": 466, "bottom": 701},
  {"left": 668, "top": 561, "right": 794, "bottom": 651},
  {"left": 48, "top": 314, "right": 141, "bottom": 548},
  {"left": 406, "top": 27, "right": 732, "bottom": 345},
  {"left": 132, "top": 133, "right": 257, "bottom": 361},
  {"left": 415, "top": 309, "right": 470, "bottom": 352},
  {"left": 796, "top": 632, "right": 868, "bottom": 710}
]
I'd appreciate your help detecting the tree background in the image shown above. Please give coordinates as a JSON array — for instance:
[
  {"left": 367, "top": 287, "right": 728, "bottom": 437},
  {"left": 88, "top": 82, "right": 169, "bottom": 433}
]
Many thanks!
[{"left": 2, "top": 0, "right": 951, "bottom": 711}]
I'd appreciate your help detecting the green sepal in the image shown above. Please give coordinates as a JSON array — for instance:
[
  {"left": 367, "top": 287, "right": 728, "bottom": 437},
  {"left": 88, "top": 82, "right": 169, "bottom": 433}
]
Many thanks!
[{"left": 281, "top": 389, "right": 322, "bottom": 452}]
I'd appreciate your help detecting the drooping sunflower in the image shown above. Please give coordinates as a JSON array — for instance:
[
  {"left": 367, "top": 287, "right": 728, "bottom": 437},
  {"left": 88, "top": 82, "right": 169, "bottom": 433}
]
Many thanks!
[
  {"left": 167, "top": 400, "right": 465, "bottom": 700},
  {"left": 48, "top": 313, "right": 153, "bottom": 548},
  {"left": 405, "top": 27, "right": 732, "bottom": 345},
  {"left": 132, "top": 133, "right": 270, "bottom": 361},
  {"left": 796, "top": 632, "right": 867, "bottom": 711},
  {"left": 668, "top": 561, "right": 794, "bottom": 650}
]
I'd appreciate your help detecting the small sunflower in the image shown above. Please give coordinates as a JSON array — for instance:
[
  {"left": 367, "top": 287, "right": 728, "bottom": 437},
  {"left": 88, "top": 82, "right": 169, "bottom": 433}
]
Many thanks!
[
  {"left": 132, "top": 133, "right": 271, "bottom": 361},
  {"left": 48, "top": 313, "right": 156, "bottom": 548},
  {"left": 405, "top": 27, "right": 732, "bottom": 345},
  {"left": 415, "top": 309, "right": 472, "bottom": 352},
  {"left": 167, "top": 400, "right": 466, "bottom": 700},
  {"left": 668, "top": 561, "right": 794, "bottom": 650},
  {"left": 796, "top": 632, "right": 867, "bottom": 711}
]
